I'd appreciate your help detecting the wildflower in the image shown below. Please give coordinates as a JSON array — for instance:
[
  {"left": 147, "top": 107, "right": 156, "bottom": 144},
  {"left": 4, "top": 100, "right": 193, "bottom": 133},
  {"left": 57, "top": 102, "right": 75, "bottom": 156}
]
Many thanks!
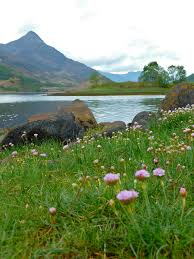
[
  {"left": 34, "top": 133, "right": 38, "bottom": 138},
  {"left": 110, "top": 166, "right": 115, "bottom": 170},
  {"left": 108, "top": 199, "right": 115, "bottom": 207},
  {"left": 147, "top": 147, "right": 153, "bottom": 152},
  {"left": 186, "top": 146, "right": 192, "bottom": 151},
  {"left": 153, "top": 168, "right": 165, "bottom": 177},
  {"left": 135, "top": 169, "right": 150, "bottom": 181},
  {"left": 93, "top": 159, "right": 99, "bottom": 164},
  {"left": 120, "top": 158, "right": 125, "bottom": 163},
  {"left": 183, "top": 128, "right": 191, "bottom": 133},
  {"left": 104, "top": 173, "right": 120, "bottom": 185},
  {"left": 153, "top": 158, "right": 159, "bottom": 164},
  {"left": 97, "top": 145, "right": 102, "bottom": 148},
  {"left": 32, "top": 151, "right": 38, "bottom": 156},
  {"left": 63, "top": 145, "right": 69, "bottom": 150},
  {"left": 116, "top": 190, "right": 139, "bottom": 204},
  {"left": 101, "top": 165, "right": 105, "bottom": 170},
  {"left": 49, "top": 207, "right": 57, "bottom": 216},
  {"left": 40, "top": 153, "right": 47, "bottom": 157},
  {"left": 11, "top": 151, "right": 17, "bottom": 157},
  {"left": 180, "top": 187, "right": 187, "bottom": 198},
  {"left": 191, "top": 133, "right": 194, "bottom": 137}
]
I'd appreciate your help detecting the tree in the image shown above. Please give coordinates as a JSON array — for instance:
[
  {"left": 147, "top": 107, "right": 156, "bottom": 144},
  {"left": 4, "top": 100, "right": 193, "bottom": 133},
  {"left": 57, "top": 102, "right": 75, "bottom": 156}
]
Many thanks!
[
  {"left": 90, "top": 72, "right": 101, "bottom": 85},
  {"left": 168, "top": 65, "right": 186, "bottom": 83},
  {"left": 139, "top": 61, "right": 169, "bottom": 87}
]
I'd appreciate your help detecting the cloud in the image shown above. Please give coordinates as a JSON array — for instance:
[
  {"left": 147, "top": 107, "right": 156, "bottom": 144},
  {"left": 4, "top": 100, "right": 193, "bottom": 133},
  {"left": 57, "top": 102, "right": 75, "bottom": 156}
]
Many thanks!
[
  {"left": 82, "top": 54, "right": 127, "bottom": 67},
  {"left": 0, "top": 0, "right": 194, "bottom": 74}
]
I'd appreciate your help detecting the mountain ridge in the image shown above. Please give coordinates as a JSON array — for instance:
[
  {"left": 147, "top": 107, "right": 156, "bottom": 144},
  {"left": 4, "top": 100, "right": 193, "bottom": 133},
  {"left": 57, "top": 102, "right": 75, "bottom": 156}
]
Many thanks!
[
  {"left": 99, "top": 71, "right": 141, "bottom": 82},
  {"left": 0, "top": 31, "right": 108, "bottom": 87}
]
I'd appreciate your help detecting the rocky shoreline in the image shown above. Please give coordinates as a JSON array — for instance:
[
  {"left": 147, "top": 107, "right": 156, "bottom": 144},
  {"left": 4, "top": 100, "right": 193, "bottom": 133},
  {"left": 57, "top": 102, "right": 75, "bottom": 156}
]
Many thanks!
[{"left": 0, "top": 83, "right": 194, "bottom": 150}]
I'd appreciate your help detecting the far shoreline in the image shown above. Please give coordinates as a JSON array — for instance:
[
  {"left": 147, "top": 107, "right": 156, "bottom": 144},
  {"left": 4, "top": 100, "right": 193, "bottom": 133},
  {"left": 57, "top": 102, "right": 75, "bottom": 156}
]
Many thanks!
[
  {"left": 0, "top": 91, "right": 167, "bottom": 96},
  {"left": 48, "top": 92, "right": 166, "bottom": 96}
]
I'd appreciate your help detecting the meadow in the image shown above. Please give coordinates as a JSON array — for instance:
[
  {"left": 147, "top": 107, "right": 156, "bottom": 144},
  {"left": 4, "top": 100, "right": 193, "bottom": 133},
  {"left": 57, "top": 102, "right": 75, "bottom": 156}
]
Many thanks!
[
  {"left": 0, "top": 107, "right": 193, "bottom": 258},
  {"left": 52, "top": 82, "right": 170, "bottom": 96}
]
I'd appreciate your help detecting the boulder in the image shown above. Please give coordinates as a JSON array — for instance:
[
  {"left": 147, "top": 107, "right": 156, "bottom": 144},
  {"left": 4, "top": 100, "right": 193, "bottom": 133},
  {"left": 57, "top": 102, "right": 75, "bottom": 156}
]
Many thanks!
[
  {"left": 1, "top": 112, "right": 84, "bottom": 147},
  {"left": 57, "top": 99, "right": 97, "bottom": 129},
  {"left": 99, "top": 121, "right": 126, "bottom": 137},
  {"left": 28, "top": 100, "right": 97, "bottom": 130},
  {"left": 130, "top": 111, "right": 156, "bottom": 129},
  {"left": 161, "top": 83, "right": 194, "bottom": 111}
]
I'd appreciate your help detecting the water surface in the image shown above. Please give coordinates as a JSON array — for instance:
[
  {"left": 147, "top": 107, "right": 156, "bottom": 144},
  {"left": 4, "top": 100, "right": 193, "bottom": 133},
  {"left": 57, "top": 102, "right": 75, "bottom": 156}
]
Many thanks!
[{"left": 0, "top": 94, "right": 164, "bottom": 128}]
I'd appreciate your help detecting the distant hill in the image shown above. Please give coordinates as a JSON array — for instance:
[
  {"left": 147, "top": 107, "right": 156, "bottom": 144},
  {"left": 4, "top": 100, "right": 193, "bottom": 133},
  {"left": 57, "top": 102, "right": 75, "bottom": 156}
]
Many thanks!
[
  {"left": 187, "top": 74, "right": 194, "bottom": 82},
  {"left": 0, "top": 31, "right": 108, "bottom": 87},
  {"left": 99, "top": 71, "right": 141, "bottom": 82},
  {"left": 0, "top": 63, "right": 55, "bottom": 92}
]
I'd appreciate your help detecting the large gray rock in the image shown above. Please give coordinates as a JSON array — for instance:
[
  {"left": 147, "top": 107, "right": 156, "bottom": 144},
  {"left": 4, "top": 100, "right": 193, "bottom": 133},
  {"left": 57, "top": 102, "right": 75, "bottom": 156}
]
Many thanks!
[
  {"left": 1, "top": 112, "right": 84, "bottom": 147},
  {"left": 99, "top": 121, "right": 126, "bottom": 137},
  {"left": 130, "top": 111, "right": 156, "bottom": 129},
  {"left": 161, "top": 83, "right": 194, "bottom": 111}
]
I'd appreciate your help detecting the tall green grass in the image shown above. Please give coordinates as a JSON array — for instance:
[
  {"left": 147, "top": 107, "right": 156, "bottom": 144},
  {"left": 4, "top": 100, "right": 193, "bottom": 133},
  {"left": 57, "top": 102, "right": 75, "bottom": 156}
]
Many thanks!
[{"left": 0, "top": 107, "right": 193, "bottom": 258}]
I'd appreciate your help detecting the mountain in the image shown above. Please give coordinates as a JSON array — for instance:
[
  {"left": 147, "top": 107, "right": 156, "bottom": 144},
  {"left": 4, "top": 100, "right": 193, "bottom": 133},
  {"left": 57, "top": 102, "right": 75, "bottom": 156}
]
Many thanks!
[
  {"left": 0, "top": 63, "right": 59, "bottom": 92},
  {"left": 0, "top": 31, "right": 107, "bottom": 87},
  {"left": 187, "top": 74, "right": 194, "bottom": 82},
  {"left": 99, "top": 71, "right": 141, "bottom": 82}
]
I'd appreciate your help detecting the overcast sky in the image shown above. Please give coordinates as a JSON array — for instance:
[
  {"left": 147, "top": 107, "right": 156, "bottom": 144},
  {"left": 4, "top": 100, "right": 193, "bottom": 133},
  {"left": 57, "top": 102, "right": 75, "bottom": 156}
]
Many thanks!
[{"left": 0, "top": 0, "right": 194, "bottom": 74}]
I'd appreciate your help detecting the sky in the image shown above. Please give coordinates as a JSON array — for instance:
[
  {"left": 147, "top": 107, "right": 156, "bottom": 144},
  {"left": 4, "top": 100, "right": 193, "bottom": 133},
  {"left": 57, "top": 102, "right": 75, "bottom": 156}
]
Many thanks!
[{"left": 0, "top": 0, "right": 194, "bottom": 74}]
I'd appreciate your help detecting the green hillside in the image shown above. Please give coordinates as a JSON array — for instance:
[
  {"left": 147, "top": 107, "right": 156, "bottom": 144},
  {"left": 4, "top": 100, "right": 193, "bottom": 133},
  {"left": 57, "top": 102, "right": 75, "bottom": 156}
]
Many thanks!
[
  {"left": 0, "top": 64, "right": 67, "bottom": 92},
  {"left": 0, "top": 64, "right": 42, "bottom": 92}
]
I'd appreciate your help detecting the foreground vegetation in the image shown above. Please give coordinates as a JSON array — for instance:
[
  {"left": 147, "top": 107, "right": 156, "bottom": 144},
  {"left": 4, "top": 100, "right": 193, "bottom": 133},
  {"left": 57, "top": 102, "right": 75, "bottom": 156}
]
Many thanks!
[{"left": 0, "top": 107, "right": 194, "bottom": 258}]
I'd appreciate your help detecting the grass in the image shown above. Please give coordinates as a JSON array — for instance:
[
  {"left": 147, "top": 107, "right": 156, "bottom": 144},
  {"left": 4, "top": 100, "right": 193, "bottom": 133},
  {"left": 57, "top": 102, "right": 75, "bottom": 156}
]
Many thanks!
[
  {"left": 53, "top": 82, "right": 170, "bottom": 96},
  {"left": 0, "top": 107, "right": 193, "bottom": 258}
]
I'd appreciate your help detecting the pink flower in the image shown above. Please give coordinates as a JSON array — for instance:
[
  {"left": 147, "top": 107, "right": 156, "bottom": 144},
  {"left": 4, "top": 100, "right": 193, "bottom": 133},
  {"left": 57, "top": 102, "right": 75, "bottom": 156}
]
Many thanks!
[
  {"left": 135, "top": 169, "right": 150, "bottom": 181},
  {"left": 32, "top": 151, "right": 39, "bottom": 156},
  {"left": 191, "top": 133, "right": 194, "bottom": 137},
  {"left": 153, "top": 158, "right": 159, "bottom": 164},
  {"left": 117, "top": 190, "right": 139, "bottom": 204},
  {"left": 153, "top": 168, "right": 165, "bottom": 177},
  {"left": 49, "top": 207, "right": 57, "bottom": 215},
  {"left": 180, "top": 187, "right": 187, "bottom": 198},
  {"left": 183, "top": 128, "right": 191, "bottom": 133},
  {"left": 104, "top": 173, "right": 120, "bottom": 185},
  {"left": 11, "top": 151, "right": 17, "bottom": 157}
]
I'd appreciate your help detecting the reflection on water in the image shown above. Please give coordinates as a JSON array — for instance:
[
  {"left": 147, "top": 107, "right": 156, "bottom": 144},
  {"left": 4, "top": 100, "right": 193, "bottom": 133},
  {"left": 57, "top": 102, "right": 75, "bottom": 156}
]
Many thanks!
[{"left": 0, "top": 94, "right": 164, "bottom": 128}]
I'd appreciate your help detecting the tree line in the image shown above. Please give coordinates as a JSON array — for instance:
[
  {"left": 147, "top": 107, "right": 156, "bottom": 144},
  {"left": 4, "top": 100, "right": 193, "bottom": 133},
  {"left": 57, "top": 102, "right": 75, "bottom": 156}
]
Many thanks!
[{"left": 139, "top": 61, "right": 186, "bottom": 87}]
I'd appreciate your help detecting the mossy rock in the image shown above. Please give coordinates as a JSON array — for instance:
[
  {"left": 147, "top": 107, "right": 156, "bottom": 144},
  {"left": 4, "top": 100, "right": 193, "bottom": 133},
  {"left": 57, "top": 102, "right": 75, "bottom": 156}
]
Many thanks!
[{"left": 161, "top": 83, "right": 194, "bottom": 111}]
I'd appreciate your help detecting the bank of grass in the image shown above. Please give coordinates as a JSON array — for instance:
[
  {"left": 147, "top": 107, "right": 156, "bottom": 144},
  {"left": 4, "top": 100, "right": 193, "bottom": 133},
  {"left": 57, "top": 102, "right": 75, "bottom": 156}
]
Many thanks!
[
  {"left": 0, "top": 107, "right": 193, "bottom": 258},
  {"left": 53, "top": 82, "right": 170, "bottom": 96}
]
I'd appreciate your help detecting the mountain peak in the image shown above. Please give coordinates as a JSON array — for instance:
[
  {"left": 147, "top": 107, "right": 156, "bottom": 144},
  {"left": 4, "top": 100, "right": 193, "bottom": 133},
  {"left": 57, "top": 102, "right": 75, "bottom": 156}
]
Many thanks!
[{"left": 20, "top": 31, "right": 44, "bottom": 43}]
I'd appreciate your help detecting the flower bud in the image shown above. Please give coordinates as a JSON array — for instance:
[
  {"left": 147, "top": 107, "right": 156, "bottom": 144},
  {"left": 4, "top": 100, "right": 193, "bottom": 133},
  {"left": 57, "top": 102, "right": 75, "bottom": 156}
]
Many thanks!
[{"left": 49, "top": 207, "right": 57, "bottom": 216}]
